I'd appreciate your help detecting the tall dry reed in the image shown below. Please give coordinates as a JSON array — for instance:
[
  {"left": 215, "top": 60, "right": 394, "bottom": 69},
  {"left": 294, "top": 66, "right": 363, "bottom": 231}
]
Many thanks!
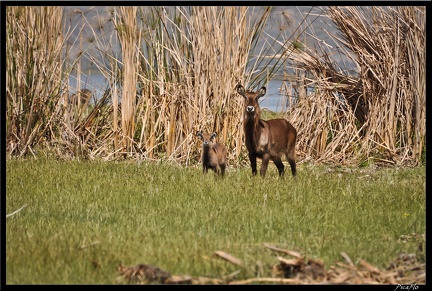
[
  {"left": 113, "top": 6, "right": 140, "bottom": 155},
  {"left": 6, "top": 7, "right": 65, "bottom": 157}
]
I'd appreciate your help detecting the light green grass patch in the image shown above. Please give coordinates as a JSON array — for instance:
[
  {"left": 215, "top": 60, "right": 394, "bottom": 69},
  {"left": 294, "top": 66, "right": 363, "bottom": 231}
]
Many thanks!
[{"left": 6, "top": 158, "right": 425, "bottom": 284}]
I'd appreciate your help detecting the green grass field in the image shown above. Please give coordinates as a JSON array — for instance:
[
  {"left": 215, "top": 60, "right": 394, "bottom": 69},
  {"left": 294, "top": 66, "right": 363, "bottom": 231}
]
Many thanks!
[{"left": 5, "top": 158, "right": 426, "bottom": 284}]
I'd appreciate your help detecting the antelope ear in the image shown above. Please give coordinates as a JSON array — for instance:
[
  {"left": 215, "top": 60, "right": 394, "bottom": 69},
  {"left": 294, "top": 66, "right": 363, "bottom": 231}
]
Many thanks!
[
  {"left": 235, "top": 84, "right": 245, "bottom": 97},
  {"left": 258, "top": 87, "right": 266, "bottom": 97}
]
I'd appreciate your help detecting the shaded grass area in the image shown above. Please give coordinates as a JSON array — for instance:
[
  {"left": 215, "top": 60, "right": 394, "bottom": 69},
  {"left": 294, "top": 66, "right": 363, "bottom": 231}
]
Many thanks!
[{"left": 6, "top": 158, "right": 425, "bottom": 284}]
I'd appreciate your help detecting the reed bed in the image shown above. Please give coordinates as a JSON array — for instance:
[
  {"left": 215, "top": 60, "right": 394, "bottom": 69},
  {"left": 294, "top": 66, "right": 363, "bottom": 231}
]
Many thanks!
[
  {"left": 326, "top": 6, "right": 426, "bottom": 166},
  {"left": 278, "top": 6, "right": 425, "bottom": 166},
  {"left": 5, "top": 6, "right": 426, "bottom": 167},
  {"left": 6, "top": 7, "right": 66, "bottom": 157}
]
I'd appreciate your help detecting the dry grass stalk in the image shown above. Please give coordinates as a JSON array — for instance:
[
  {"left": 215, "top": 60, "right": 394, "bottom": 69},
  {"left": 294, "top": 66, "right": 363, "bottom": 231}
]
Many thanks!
[
  {"left": 6, "top": 7, "right": 65, "bottom": 157},
  {"left": 6, "top": 204, "right": 28, "bottom": 218},
  {"left": 114, "top": 7, "right": 139, "bottom": 155}
]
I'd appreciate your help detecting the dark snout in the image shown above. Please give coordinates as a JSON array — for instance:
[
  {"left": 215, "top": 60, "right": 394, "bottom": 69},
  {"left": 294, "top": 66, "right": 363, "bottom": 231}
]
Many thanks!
[
  {"left": 203, "top": 141, "right": 210, "bottom": 147},
  {"left": 246, "top": 106, "right": 255, "bottom": 113}
]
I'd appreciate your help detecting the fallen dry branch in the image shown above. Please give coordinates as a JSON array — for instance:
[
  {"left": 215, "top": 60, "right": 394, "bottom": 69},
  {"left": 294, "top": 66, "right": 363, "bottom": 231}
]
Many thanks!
[
  {"left": 340, "top": 251, "right": 354, "bottom": 266},
  {"left": 229, "top": 277, "right": 301, "bottom": 285},
  {"left": 359, "top": 259, "right": 381, "bottom": 274},
  {"left": 336, "top": 262, "right": 357, "bottom": 271},
  {"left": 264, "top": 243, "right": 303, "bottom": 258},
  {"left": 167, "top": 275, "right": 224, "bottom": 284},
  {"left": 214, "top": 250, "right": 243, "bottom": 266}
]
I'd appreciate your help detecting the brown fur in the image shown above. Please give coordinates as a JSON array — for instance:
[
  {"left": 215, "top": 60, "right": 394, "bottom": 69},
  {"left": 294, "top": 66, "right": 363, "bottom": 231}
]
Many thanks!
[
  {"left": 196, "top": 131, "right": 227, "bottom": 176},
  {"left": 236, "top": 84, "right": 297, "bottom": 177}
]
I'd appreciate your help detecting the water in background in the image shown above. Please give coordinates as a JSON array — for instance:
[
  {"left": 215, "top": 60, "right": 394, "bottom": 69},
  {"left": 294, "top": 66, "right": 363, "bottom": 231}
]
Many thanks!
[{"left": 69, "top": 73, "right": 295, "bottom": 112}]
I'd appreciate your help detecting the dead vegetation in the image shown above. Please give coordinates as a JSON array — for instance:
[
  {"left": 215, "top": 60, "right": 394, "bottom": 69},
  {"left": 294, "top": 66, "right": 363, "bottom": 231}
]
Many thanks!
[
  {"left": 283, "top": 6, "right": 425, "bottom": 166},
  {"left": 116, "top": 243, "right": 425, "bottom": 284},
  {"left": 6, "top": 6, "right": 425, "bottom": 167}
]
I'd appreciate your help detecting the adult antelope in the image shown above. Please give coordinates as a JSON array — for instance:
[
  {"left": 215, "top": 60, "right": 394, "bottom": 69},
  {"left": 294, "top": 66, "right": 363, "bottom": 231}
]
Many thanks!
[
  {"left": 196, "top": 131, "right": 227, "bottom": 176},
  {"left": 236, "top": 84, "right": 297, "bottom": 177}
]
